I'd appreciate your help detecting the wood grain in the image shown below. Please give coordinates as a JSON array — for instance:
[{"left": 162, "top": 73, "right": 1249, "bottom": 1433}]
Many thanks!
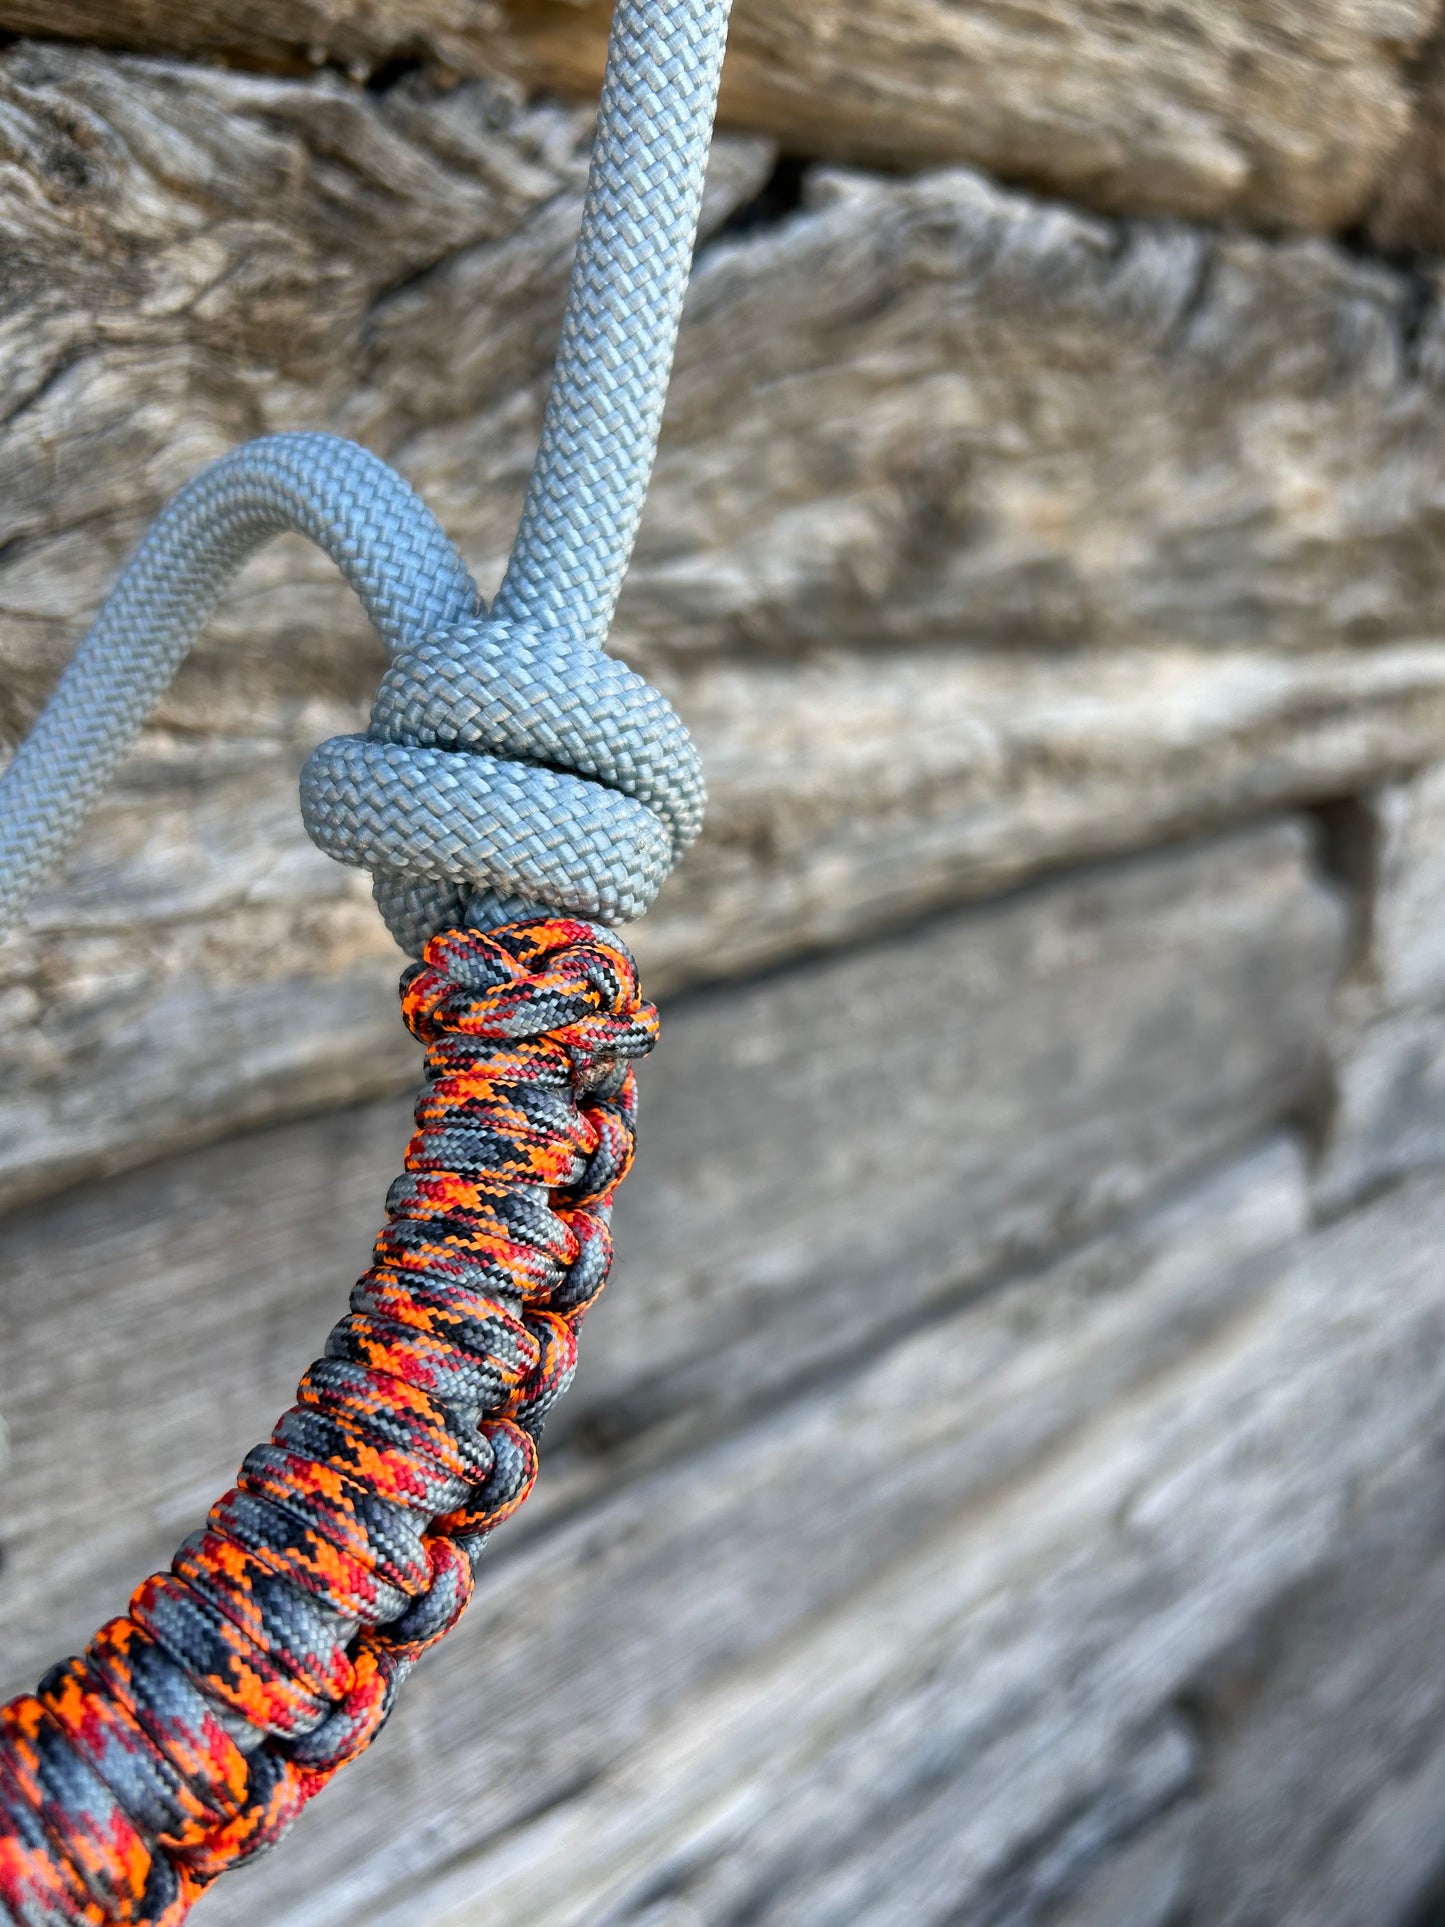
[
  {"left": 3, "top": 1, "right": 1441, "bottom": 241},
  {"left": 0, "top": 820, "right": 1341, "bottom": 1685},
  {"left": 1, "top": 48, "right": 1444, "bottom": 1202}
]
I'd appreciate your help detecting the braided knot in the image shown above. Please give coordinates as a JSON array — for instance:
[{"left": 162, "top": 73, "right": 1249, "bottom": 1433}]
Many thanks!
[
  {"left": 0, "top": 919, "right": 657, "bottom": 1924},
  {"left": 300, "top": 618, "right": 705, "bottom": 955}
]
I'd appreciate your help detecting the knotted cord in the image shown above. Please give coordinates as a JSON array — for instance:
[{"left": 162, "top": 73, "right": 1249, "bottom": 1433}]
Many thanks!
[
  {"left": 0, "top": 0, "right": 727, "bottom": 952},
  {"left": 2, "top": 919, "right": 656, "bottom": 1924},
  {"left": 0, "top": 1, "right": 734, "bottom": 1919}
]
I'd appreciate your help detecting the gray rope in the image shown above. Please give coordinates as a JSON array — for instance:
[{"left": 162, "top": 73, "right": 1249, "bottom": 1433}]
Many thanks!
[
  {"left": 494, "top": 0, "right": 732, "bottom": 645},
  {"left": 0, "top": 0, "right": 730, "bottom": 954},
  {"left": 0, "top": 438, "right": 479, "bottom": 934}
]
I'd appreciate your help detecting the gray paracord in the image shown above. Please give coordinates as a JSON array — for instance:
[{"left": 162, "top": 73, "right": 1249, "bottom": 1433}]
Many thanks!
[{"left": 0, "top": 0, "right": 729, "bottom": 954}]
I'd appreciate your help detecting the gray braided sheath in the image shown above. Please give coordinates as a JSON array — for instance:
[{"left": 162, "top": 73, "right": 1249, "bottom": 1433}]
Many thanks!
[
  {"left": 0, "top": 437, "right": 479, "bottom": 934},
  {"left": 494, "top": 0, "right": 733, "bottom": 643},
  {"left": 0, "top": 0, "right": 731, "bottom": 951}
]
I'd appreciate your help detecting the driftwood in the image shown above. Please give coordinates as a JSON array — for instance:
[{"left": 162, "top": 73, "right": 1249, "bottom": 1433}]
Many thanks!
[
  {"left": 4, "top": 48, "right": 1445, "bottom": 1203},
  {"left": 4, "top": 1, "right": 1444, "bottom": 243}
]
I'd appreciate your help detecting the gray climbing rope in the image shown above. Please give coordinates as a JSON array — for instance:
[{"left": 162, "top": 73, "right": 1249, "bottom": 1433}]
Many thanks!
[{"left": 0, "top": 0, "right": 730, "bottom": 953}]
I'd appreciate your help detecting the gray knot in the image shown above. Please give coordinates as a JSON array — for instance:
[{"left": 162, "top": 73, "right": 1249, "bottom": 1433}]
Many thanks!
[{"left": 300, "top": 618, "right": 705, "bottom": 956}]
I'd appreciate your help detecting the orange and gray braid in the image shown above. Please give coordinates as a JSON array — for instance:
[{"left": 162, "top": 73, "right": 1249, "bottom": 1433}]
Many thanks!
[{"left": 0, "top": 917, "right": 656, "bottom": 1923}]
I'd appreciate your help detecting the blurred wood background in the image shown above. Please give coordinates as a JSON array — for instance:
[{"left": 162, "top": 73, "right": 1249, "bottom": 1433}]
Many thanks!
[{"left": 3, "top": 5, "right": 1445, "bottom": 1923}]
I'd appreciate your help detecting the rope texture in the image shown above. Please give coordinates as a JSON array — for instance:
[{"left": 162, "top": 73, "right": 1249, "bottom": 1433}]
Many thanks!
[
  {"left": 0, "top": 0, "right": 732, "bottom": 1917},
  {"left": 0, "top": 436, "right": 480, "bottom": 941},
  {"left": 0, "top": 917, "right": 657, "bottom": 1924},
  {"left": 0, "top": 0, "right": 729, "bottom": 954}
]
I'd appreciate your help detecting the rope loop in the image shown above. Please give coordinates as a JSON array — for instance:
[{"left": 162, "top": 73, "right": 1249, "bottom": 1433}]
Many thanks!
[{"left": 0, "top": 0, "right": 732, "bottom": 957}]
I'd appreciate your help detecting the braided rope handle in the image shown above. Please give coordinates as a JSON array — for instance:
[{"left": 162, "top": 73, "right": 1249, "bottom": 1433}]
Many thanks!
[{"left": 0, "top": 918, "right": 656, "bottom": 1922}]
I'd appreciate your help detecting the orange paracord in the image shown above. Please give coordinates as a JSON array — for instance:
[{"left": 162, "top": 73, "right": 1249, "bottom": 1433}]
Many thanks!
[{"left": 0, "top": 916, "right": 657, "bottom": 1926}]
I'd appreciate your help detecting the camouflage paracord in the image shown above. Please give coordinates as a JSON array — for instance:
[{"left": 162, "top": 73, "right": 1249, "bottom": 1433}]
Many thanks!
[
  {"left": 0, "top": 919, "right": 655, "bottom": 1922},
  {"left": 0, "top": 0, "right": 734, "bottom": 1917}
]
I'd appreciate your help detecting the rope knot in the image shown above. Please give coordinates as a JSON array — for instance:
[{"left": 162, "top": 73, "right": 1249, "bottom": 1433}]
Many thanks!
[{"left": 299, "top": 617, "right": 704, "bottom": 954}]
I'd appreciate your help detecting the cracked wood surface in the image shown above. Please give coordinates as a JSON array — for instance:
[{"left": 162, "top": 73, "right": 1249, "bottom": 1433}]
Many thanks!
[
  {"left": 0, "top": 47, "right": 1444, "bottom": 1205},
  {"left": 3, "top": 2, "right": 1443, "bottom": 244}
]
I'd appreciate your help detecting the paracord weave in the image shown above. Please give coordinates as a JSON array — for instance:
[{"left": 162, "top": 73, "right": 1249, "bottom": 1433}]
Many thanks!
[{"left": 0, "top": 917, "right": 656, "bottom": 1924}]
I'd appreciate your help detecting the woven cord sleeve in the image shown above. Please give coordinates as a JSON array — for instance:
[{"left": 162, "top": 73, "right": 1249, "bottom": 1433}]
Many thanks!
[{"left": 0, "top": 918, "right": 657, "bottom": 1927}]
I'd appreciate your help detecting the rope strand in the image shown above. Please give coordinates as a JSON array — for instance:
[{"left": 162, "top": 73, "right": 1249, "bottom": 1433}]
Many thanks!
[{"left": 495, "top": 0, "right": 733, "bottom": 643}]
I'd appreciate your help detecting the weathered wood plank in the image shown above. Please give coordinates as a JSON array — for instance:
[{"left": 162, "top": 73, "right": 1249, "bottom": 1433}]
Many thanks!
[
  {"left": 477, "top": 0, "right": 1441, "bottom": 238},
  {"left": 0, "top": 49, "right": 1442, "bottom": 1200},
  {"left": 351, "top": 1165, "right": 1445, "bottom": 1927},
  {"left": 4, "top": 1, "right": 1441, "bottom": 243},
  {"left": 1316, "top": 762, "right": 1445, "bottom": 1209},
  {"left": 643, "top": 170, "right": 1445, "bottom": 669},
  {"left": 14, "top": 1120, "right": 1445, "bottom": 1926},
  {"left": 592, "top": 821, "right": 1342, "bottom": 1458},
  {"left": 0, "top": 821, "right": 1342, "bottom": 1688},
  {"left": 2, "top": 54, "right": 1444, "bottom": 715},
  {"left": 1, "top": 643, "right": 1430, "bottom": 1209},
  {"left": 653, "top": 645, "right": 1445, "bottom": 990},
  {"left": 0, "top": 1125, "right": 1315, "bottom": 1923},
  {"left": 4, "top": 812, "right": 1436, "bottom": 1925},
  {"left": 18, "top": 1127, "right": 1436, "bottom": 1927}
]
